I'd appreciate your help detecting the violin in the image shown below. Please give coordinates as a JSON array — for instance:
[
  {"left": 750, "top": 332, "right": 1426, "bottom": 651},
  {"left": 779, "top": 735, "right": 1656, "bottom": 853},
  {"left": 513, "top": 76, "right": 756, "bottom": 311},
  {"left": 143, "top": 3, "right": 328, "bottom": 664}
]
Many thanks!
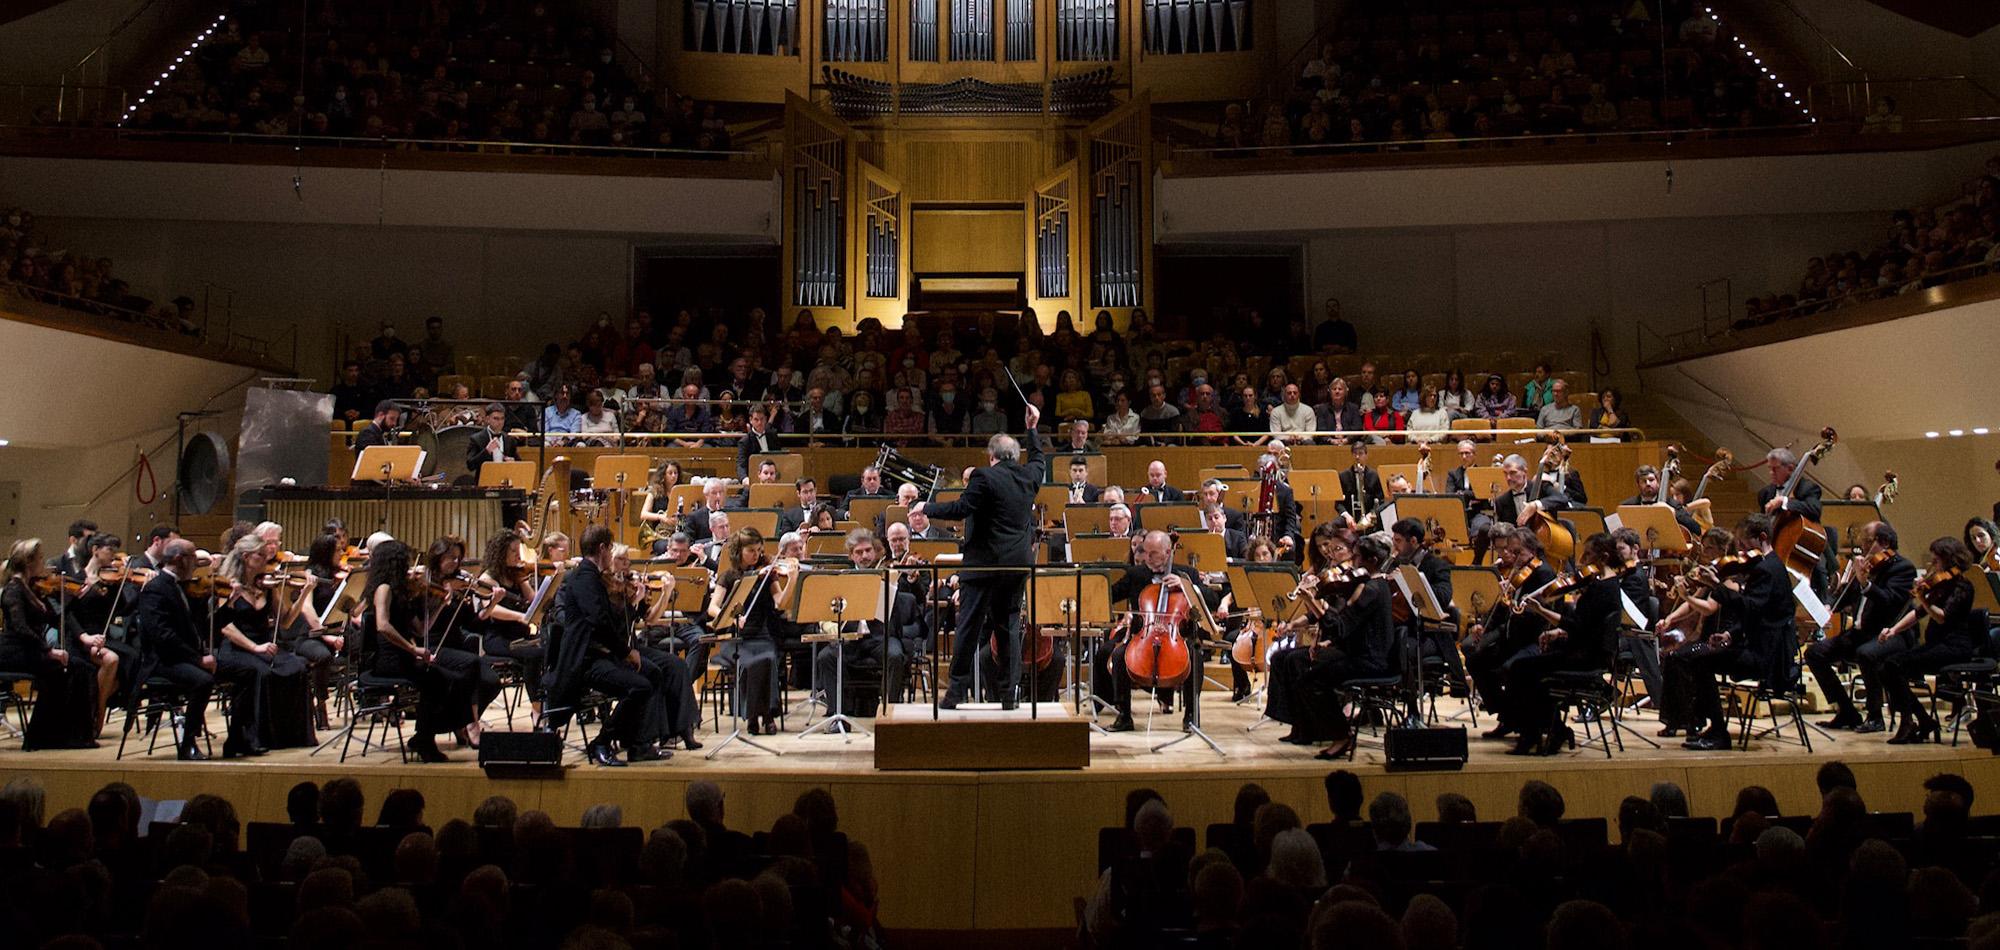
[
  {"left": 1125, "top": 534, "right": 1194, "bottom": 690},
  {"left": 31, "top": 574, "right": 85, "bottom": 597},
  {"left": 1916, "top": 566, "right": 1964, "bottom": 607}
]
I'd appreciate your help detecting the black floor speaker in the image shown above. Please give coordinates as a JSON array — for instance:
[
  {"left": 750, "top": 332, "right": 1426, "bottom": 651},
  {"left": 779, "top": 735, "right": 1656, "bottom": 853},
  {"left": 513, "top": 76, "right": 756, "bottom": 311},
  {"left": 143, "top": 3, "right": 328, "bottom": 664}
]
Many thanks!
[
  {"left": 1384, "top": 726, "right": 1468, "bottom": 771},
  {"left": 478, "top": 731, "right": 564, "bottom": 777}
]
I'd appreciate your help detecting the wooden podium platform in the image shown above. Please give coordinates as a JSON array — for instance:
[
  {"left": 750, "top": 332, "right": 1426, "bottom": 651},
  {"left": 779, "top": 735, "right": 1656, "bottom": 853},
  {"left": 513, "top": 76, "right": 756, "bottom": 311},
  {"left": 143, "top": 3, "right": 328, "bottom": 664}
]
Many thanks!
[{"left": 873, "top": 703, "right": 1090, "bottom": 771}]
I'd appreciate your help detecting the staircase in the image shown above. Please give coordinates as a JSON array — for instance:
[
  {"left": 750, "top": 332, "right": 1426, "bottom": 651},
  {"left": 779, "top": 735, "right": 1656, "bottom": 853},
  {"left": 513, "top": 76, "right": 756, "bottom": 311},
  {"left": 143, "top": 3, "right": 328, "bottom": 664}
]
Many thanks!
[{"left": 1622, "top": 389, "right": 1758, "bottom": 531}]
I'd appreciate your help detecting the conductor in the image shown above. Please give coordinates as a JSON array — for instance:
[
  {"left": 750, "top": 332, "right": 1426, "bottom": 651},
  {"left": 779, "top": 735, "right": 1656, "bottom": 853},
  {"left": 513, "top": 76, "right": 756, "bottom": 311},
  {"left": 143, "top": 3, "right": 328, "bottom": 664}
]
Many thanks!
[{"left": 913, "top": 403, "right": 1045, "bottom": 710}]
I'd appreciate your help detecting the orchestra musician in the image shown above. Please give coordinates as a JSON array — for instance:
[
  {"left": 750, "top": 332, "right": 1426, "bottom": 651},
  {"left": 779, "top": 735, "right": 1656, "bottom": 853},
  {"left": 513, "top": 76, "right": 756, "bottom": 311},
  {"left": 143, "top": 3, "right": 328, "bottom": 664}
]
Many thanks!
[
  {"left": 1390, "top": 518, "right": 1463, "bottom": 696},
  {"left": 1444, "top": 440, "right": 1495, "bottom": 540},
  {"left": 1623, "top": 465, "right": 1701, "bottom": 536},
  {"left": 735, "top": 405, "right": 784, "bottom": 479},
  {"left": 609, "top": 542, "right": 701, "bottom": 752},
  {"left": 351, "top": 400, "right": 403, "bottom": 453},
  {"left": 1759, "top": 446, "right": 1833, "bottom": 594},
  {"left": 1, "top": 539, "right": 100, "bottom": 750},
  {"left": 1650, "top": 527, "right": 1736, "bottom": 736},
  {"left": 127, "top": 525, "right": 180, "bottom": 573},
  {"left": 778, "top": 478, "right": 829, "bottom": 535},
  {"left": 708, "top": 527, "right": 791, "bottom": 734},
  {"left": 1877, "top": 537, "right": 1981, "bottom": 745},
  {"left": 467, "top": 531, "right": 547, "bottom": 721},
  {"left": 843, "top": 464, "right": 890, "bottom": 511},
  {"left": 905, "top": 504, "right": 953, "bottom": 542},
  {"left": 1494, "top": 453, "right": 1570, "bottom": 530},
  {"left": 1105, "top": 530, "right": 1218, "bottom": 733},
  {"left": 212, "top": 535, "right": 316, "bottom": 753},
  {"left": 1068, "top": 456, "right": 1105, "bottom": 504},
  {"left": 66, "top": 533, "right": 137, "bottom": 733},
  {"left": 133, "top": 539, "right": 216, "bottom": 760},
  {"left": 1262, "top": 524, "right": 1350, "bottom": 728},
  {"left": 1464, "top": 526, "right": 1557, "bottom": 740},
  {"left": 1661, "top": 515, "right": 1796, "bottom": 751},
  {"left": 1500, "top": 533, "right": 1626, "bottom": 756},
  {"left": 1803, "top": 521, "right": 1915, "bottom": 733},
  {"left": 814, "top": 529, "right": 924, "bottom": 709},
  {"left": 1195, "top": 479, "right": 1245, "bottom": 533},
  {"left": 1608, "top": 527, "right": 1661, "bottom": 705},
  {"left": 1963, "top": 518, "right": 1997, "bottom": 571},
  {"left": 360, "top": 539, "right": 491, "bottom": 763},
  {"left": 1136, "top": 460, "right": 1186, "bottom": 503},
  {"left": 1338, "top": 443, "right": 1383, "bottom": 529},
  {"left": 639, "top": 460, "right": 686, "bottom": 554},
  {"left": 1269, "top": 534, "right": 1397, "bottom": 760},
  {"left": 49, "top": 519, "right": 97, "bottom": 578},
  {"left": 546, "top": 527, "right": 667, "bottom": 766},
  {"left": 914, "top": 403, "right": 1045, "bottom": 710},
  {"left": 465, "top": 403, "right": 521, "bottom": 480},
  {"left": 683, "top": 480, "right": 739, "bottom": 545},
  {"left": 1201, "top": 506, "right": 1247, "bottom": 560}
]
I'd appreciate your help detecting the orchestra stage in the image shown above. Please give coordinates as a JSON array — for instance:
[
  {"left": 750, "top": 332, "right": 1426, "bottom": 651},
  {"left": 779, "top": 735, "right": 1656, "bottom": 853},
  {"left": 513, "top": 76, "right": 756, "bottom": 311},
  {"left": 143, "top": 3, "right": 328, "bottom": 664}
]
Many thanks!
[{"left": 7, "top": 695, "right": 2000, "bottom": 937}]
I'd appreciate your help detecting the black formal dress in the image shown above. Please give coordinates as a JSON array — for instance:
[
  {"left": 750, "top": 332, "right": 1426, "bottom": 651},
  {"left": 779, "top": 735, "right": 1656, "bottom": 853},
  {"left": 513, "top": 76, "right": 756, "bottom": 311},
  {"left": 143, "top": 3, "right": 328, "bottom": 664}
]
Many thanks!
[
  {"left": 1881, "top": 575, "right": 1980, "bottom": 722},
  {"left": 1503, "top": 576, "right": 1623, "bottom": 747},
  {"left": 469, "top": 577, "right": 545, "bottom": 702},
  {"left": 709, "top": 568, "right": 783, "bottom": 724},
  {"left": 214, "top": 591, "right": 316, "bottom": 749},
  {"left": 1405, "top": 551, "right": 1464, "bottom": 690},
  {"left": 368, "top": 586, "right": 490, "bottom": 737},
  {"left": 1466, "top": 561, "right": 1558, "bottom": 730},
  {"left": 1804, "top": 553, "right": 1916, "bottom": 722},
  {"left": 1265, "top": 577, "right": 1398, "bottom": 742},
  {"left": 64, "top": 578, "right": 138, "bottom": 707},
  {"left": 0, "top": 577, "right": 98, "bottom": 749},
  {"left": 925, "top": 430, "right": 1045, "bottom": 705}
]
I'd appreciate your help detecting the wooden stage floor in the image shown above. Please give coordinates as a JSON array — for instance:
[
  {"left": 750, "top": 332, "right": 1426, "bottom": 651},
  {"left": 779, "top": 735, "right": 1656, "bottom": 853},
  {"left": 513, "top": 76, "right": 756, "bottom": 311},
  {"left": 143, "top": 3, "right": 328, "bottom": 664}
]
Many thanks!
[{"left": 6, "top": 694, "right": 1999, "bottom": 933}]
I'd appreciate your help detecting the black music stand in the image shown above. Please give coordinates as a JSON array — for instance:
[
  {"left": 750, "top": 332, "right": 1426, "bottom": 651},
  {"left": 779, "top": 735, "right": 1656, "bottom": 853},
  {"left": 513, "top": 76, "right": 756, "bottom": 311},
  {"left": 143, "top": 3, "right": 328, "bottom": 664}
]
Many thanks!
[
  {"left": 794, "top": 570, "right": 885, "bottom": 741},
  {"left": 1030, "top": 567, "right": 1116, "bottom": 732},
  {"left": 1152, "top": 587, "right": 1226, "bottom": 757},
  {"left": 353, "top": 445, "right": 425, "bottom": 531},
  {"left": 705, "top": 576, "right": 782, "bottom": 759},
  {"left": 1228, "top": 565, "right": 1308, "bottom": 729}
]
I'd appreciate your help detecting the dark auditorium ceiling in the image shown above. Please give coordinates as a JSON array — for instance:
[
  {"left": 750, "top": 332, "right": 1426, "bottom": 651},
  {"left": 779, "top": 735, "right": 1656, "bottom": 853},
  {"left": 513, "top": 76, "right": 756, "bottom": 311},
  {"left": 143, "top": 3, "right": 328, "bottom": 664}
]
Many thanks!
[
  {"left": 0, "top": 1, "right": 67, "bottom": 28},
  {"left": 1866, "top": 0, "right": 2000, "bottom": 37}
]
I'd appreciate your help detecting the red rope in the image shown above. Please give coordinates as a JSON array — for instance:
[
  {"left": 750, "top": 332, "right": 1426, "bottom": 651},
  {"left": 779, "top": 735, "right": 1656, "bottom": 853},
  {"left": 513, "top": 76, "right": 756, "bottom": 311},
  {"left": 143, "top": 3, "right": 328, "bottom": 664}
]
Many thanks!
[{"left": 134, "top": 451, "right": 159, "bottom": 505}]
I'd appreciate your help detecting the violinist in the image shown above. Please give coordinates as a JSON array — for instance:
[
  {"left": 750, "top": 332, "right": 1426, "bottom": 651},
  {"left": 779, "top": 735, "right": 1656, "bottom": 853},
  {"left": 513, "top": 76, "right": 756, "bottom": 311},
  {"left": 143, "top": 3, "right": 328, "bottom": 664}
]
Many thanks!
[
  {"left": 1464, "top": 527, "right": 1557, "bottom": 741},
  {"left": 648, "top": 531, "right": 715, "bottom": 685},
  {"left": 545, "top": 527, "right": 667, "bottom": 766},
  {"left": 1263, "top": 524, "right": 1351, "bottom": 736},
  {"left": 1878, "top": 537, "right": 1981, "bottom": 745},
  {"left": 1104, "top": 530, "right": 1216, "bottom": 733},
  {"left": 49, "top": 519, "right": 98, "bottom": 579},
  {"left": 133, "top": 539, "right": 214, "bottom": 759},
  {"left": 1391, "top": 519, "right": 1463, "bottom": 697},
  {"left": 818, "top": 530, "right": 924, "bottom": 708},
  {"left": 883, "top": 522, "right": 933, "bottom": 605},
  {"left": 1501, "top": 533, "right": 1627, "bottom": 756},
  {"left": 1650, "top": 528, "right": 1735, "bottom": 735},
  {"left": 611, "top": 542, "right": 702, "bottom": 754},
  {"left": 361, "top": 539, "right": 489, "bottom": 763},
  {"left": 303, "top": 532, "right": 348, "bottom": 616},
  {"left": 1804, "top": 521, "right": 1916, "bottom": 733},
  {"left": 1273, "top": 536, "right": 1397, "bottom": 760},
  {"left": 1663, "top": 515, "right": 1795, "bottom": 751},
  {"left": 211, "top": 536, "right": 315, "bottom": 754},
  {"left": 467, "top": 530, "right": 546, "bottom": 721},
  {"left": 708, "top": 527, "right": 790, "bottom": 735},
  {"left": 1, "top": 539, "right": 100, "bottom": 750},
  {"left": 68, "top": 533, "right": 138, "bottom": 732},
  {"left": 1963, "top": 518, "right": 1998, "bottom": 572},
  {"left": 127, "top": 525, "right": 180, "bottom": 573}
]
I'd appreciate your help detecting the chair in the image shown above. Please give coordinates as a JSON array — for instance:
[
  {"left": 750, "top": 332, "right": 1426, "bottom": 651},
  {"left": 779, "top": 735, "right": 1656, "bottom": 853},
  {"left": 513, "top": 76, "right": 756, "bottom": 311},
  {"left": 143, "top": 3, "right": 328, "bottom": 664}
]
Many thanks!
[
  {"left": 1932, "top": 611, "right": 1997, "bottom": 746},
  {"left": 0, "top": 671, "right": 35, "bottom": 740},
  {"left": 1334, "top": 638, "right": 1417, "bottom": 759},
  {"left": 117, "top": 676, "right": 205, "bottom": 760},
  {"left": 459, "top": 355, "right": 488, "bottom": 379},
  {"left": 1495, "top": 417, "right": 1536, "bottom": 431},
  {"left": 1727, "top": 670, "right": 1817, "bottom": 752},
  {"left": 1542, "top": 667, "right": 1620, "bottom": 758},
  {"left": 435, "top": 374, "right": 472, "bottom": 397},
  {"left": 480, "top": 375, "right": 514, "bottom": 399},
  {"left": 332, "top": 664, "right": 419, "bottom": 763}
]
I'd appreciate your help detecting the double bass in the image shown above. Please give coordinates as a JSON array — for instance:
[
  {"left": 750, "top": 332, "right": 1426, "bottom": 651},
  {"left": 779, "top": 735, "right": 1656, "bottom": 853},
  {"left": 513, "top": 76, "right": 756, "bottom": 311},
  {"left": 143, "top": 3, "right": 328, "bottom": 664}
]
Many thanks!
[
  {"left": 1526, "top": 440, "right": 1576, "bottom": 564},
  {"left": 1771, "top": 427, "right": 1838, "bottom": 578},
  {"left": 1125, "top": 535, "right": 1194, "bottom": 690}
]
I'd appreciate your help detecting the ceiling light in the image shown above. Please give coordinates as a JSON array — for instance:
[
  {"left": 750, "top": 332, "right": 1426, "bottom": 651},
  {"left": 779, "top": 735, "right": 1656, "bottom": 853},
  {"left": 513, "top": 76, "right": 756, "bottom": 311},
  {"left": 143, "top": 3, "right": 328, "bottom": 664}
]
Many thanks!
[
  {"left": 1950, "top": 429, "right": 1966, "bottom": 437},
  {"left": 1925, "top": 431, "right": 1940, "bottom": 438},
  {"left": 1975, "top": 428, "right": 1991, "bottom": 435}
]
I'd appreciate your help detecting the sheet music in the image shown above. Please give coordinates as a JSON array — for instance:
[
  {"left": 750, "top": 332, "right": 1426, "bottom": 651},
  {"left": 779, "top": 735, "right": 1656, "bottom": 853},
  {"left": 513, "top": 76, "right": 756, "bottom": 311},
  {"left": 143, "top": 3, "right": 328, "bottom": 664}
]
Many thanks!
[
  {"left": 1618, "top": 590, "right": 1647, "bottom": 629},
  {"left": 1791, "top": 574, "right": 1831, "bottom": 629},
  {"left": 1603, "top": 512, "right": 1624, "bottom": 533}
]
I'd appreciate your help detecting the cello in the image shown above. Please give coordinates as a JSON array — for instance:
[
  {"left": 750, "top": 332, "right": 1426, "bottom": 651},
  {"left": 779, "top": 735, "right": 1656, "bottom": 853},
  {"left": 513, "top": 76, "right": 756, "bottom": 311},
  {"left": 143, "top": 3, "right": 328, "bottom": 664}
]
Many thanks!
[
  {"left": 1771, "top": 427, "right": 1838, "bottom": 578},
  {"left": 1125, "top": 534, "right": 1194, "bottom": 690}
]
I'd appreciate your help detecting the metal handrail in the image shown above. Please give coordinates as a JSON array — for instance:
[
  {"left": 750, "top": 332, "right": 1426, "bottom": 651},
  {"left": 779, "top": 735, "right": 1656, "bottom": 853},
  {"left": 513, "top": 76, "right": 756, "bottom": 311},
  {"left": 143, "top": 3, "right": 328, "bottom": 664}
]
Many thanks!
[
  {"left": 57, "top": 0, "right": 165, "bottom": 120},
  {"left": 1716, "top": 258, "right": 1998, "bottom": 338},
  {"left": 0, "top": 122, "right": 766, "bottom": 160},
  {"left": 339, "top": 423, "right": 1650, "bottom": 447},
  {"left": 1769, "top": 0, "right": 1867, "bottom": 80},
  {"left": 4, "top": 281, "right": 287, "bottom": 366}
]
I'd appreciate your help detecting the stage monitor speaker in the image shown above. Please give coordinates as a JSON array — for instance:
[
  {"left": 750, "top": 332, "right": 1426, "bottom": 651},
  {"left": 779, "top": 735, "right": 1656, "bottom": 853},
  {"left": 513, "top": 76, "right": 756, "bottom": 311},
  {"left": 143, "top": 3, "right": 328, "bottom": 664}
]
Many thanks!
[
  {"left": 478, "top": 731, "right": 564, "bottom": 778},
  {"left": 1384, "top": 726, "right": 1468, "bottom": 772}
]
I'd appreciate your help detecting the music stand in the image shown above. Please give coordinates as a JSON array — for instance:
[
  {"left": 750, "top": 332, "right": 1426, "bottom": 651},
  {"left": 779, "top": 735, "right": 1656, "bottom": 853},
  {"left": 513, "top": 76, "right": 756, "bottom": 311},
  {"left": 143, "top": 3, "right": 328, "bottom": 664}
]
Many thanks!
[
  {"left": 805, "top": 533, "right": 848, "bottom": 557},
  {"left": 733, "top": 509, "right": 783, "bottom": 539},
  {"left": 1135, "top": 503, "right": 1202, "bottom": 533},
  {"left": 667, "top": 484, "right": 707, "bottom": 515},
  {"left": 793, "top": 570, "right": 886, "bottom": 741},
  {"left": 592, "top": 455, "right": 652, "bottom": 541},
  {"left": 1288, "top": 470, "right": 1346, "bottom": 532},
  {"left": 320, "top": 572, "right": 369, "bottom": 626},
  {"left": 1152, "top": 585, "right": 1225, "bottom": 756},
  {"left": 1820, "top": 501, "right": 1884, "bottom": 560},
  {"left": 909, "top": 539, "right": 961, "bottom": 562},
  {"left": 747, "top": 484, "right": 795, "bottom": 509},
  {"left": 1064, "top": 504, "right": 1114, "bottom": 535},
  {"left": 750, "top": 453, "right": 803, "bottom": 482},
  {"left": 1391, "top": 565, "right": 1448, "bottom": 623},
  {"left": 848, "top": 497, "right": 892, "bottom": 532},
  {"left": 1036, "top": 485, "right": 1075, "bottom": 514},
  {"left": 1450, "top": 567, "right": 1501, "bottom": 635},
  {"left": 1226, "top": 564, "right": 1307, "bottom": 727},
  {"left": 1615, "top": 505, "right": 1693, "bottom": 554},
  {"left": 882, "top": 504, "right": 912, "bottom": 529},
  {"left": 1379, "top": 463, "right": 1424, "bottom": 494},
  {"left": 644, "top": 567, "right": 712, "bottom": 626},
  {"left": 1047, "top": 453, "right": 1108, "bottom": 485},
  {"left": 1381, "top": 495, "right": 1473, "bottom": 547},
  {"left": 353, "top": 445, "right": 426, "bottom": 529},
  {"left": 1068, "top": 535, "right": 1135, "bottom": 565},
  {"left": 478, "top": 460, "right": 536, "bottom": 489},
  {"left": 1563, "top": 506, "right": 1608, "bottom": 541},
  {"left": 1175, "top": 532, "right": 1228, "bottom": 572},
  {"left": 1028, "top": 567, "right": 1116, "bottom": 729},
  {"left": 706, "top": 573, "right": 782, "bottom": 759}
]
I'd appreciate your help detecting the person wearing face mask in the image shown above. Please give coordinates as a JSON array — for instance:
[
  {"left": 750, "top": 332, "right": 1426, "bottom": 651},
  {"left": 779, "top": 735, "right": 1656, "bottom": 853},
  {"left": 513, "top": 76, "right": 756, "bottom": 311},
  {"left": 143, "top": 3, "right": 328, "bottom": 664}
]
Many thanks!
[
  {"left": 843, "top": 390, "right": 882, "bottom": 443},
  {"left": 969, "top": 388, "right": 1008, "bottom": 434},
  {"left": 929, "top": 380, "right": 969, "bottom": 437},
  {"left": 370, "top": 321, "right": 407, "bottom": 360},
  {"left": 611, "top": 95, "right": 646, "bottom": 130}
]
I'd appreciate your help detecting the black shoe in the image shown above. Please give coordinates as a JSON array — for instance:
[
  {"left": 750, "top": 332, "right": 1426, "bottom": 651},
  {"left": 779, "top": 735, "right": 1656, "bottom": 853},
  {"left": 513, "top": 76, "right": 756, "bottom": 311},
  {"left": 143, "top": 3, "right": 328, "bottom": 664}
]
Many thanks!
[
  {"left": 1854, "top": 718, "right": 1886, "bottom": 734},
  {"left": 1542, "top": 726, "right": 1575, "bottom": 755},
  {"left": 1821, "top": 710, "right": 1862, "bottom": 730},
  {"left": 1181, "top": 718, "right": 1194, "bottom": 733},
  {"left": 177, "top": 743, "right": 209, "bottom": 761},
  {"left": 1000, "top": 689, "right": 1018, "bottom": 712},
  {"left": 1888, "top": 717, "right": 1938, "bottom": 745},
  {"left": 222, "top": 739, "right": 255, "bottom": 759},
  {"left": 1316, "top": 734, "right": 1357, "bottom": 760},
  {"left": 588, "top": 744, "right": 627, "bottom": 767},
  {"left": 1278, "top": 731, "right": 1314, "bottom": 745},
  {"left": 762, "top": 716, "right": 780, "bottom": 735},
  {"left": 1231, "top": 688, "right": 1249, "bottom": 703},
  {"left": 1685, "top": 731, "right": 1731, "bottom": 751},
  {"left": 939, "top": 695, "right": 961, "bottom": 710},
  {"left": 679, "top": 730, "right": 704, "bottom": 751},
  {"left": 627, "top": 745, "right": 670, "bottom": 763},
  {"left": 1482, "top": 724, "right": 1516, "bottom": 740},
  {"left": 410, "top": 735, "right": 450, "bottom": 763},
  {"left": 1107, "top": 715, "right": 1136, "bottom": 732},
  {"left": 1507, "top": 735, "right": 1545, "bottom": 756},
  {"left": 1656, "top": 726, "right": 1681, "bottom": 738}
]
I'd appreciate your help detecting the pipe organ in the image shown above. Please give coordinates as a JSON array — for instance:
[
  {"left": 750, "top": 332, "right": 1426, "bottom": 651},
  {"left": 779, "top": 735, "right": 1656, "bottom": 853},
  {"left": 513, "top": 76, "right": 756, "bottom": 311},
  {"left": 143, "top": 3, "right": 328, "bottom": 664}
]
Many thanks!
[
  {"left": 1034, "top": 181, "right": 1072, "bottom": 301},
  {"left": 824, "top": 0, "right": 890, "bottom": 61},
  {"left": 949, "top": 0, "right": 996, "bottom": 61},
  {"left": 685, "top": 0, "right": 798, "bottom": 54},
  {"left": 1006, "top": 0, "right": 1035, "bottom": 59},
  {"left": 865, "top": 178, "right": 902, "bottom": 299},
  {"left": 1144, "top": 0, "right": 1251, "bottom": 54},
  {"left": 789, "top": 104, "right": 850, "bottom": 309},
  {"left": 1057, "top": 0, "right": 1118, "bottom": 61},
  {"left": 1087, "top": 107, "right": 1145, "bottom": 310}
]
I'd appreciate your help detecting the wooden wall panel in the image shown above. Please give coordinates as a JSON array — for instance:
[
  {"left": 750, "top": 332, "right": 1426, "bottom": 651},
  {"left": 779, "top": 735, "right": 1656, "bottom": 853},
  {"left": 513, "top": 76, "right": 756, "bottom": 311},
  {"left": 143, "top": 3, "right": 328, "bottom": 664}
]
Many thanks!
[{"left": 913, "top": 209, "right": 1028, "bottom": 272}]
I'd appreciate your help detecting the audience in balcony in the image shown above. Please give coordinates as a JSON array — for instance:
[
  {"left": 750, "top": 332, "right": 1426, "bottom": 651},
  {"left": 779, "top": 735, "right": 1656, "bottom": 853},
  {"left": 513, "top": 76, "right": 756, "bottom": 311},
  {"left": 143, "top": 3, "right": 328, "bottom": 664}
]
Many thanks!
[
  {"left": 1234, "top": 0, "right": 1798, "bottom": 154},
  {"left": 118, "top": 0, "right": 736, "bottom": 157},
  {"left": 0, "top": 203, "right": 213, "bottom": 338},
  {"left": 1745, "top": 155, "right": 2000, "bottom": 329}
]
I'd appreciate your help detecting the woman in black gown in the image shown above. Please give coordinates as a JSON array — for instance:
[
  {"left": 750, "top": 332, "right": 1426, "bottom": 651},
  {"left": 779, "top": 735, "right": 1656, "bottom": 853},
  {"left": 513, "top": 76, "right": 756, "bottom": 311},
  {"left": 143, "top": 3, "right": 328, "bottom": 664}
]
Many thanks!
[
  {"left": 1880, "top": 537, "right": 1982, "bottom": 745},
  {"left": 213, "top": 536, "right": 316, "bottom": 753},
  {"left": 468, "top": 531, "right": 545, "bottom": 722},
  {"left": 0, "top": 539, "right": 98, "bottom": 750},
  {"left": 362, "top": 539, "right": 489, "bottom": 763},
  {"left": 707, "top": 527, "right": 792, "bottom": 735},
  {"left": 65, "top": 533, "right": 136, "bottom": 735}
]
